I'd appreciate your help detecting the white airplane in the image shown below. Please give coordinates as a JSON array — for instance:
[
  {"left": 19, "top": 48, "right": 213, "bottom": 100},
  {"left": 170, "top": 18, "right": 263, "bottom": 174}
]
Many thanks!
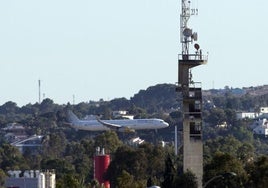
[{"left": 67, "top": 111, "right": 169, "bottom": 132}]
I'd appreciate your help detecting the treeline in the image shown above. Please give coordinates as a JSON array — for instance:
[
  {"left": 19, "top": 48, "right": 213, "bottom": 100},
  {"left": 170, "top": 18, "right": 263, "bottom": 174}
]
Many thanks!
[
  {"left": 202, "top": 86, "right": 268, "bottom": 187},
  {"left": 0, "top": 84, "right": 267, "bottom": 187}
]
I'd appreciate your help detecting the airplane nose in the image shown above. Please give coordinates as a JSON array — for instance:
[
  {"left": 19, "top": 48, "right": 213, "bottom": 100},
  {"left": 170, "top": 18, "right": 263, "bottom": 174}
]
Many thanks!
[{"left": 164, "top": 122, "right": 169, "bottom": 127}]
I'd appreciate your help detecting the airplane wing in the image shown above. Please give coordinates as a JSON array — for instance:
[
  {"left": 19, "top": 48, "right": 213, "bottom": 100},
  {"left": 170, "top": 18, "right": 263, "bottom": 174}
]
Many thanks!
[
  {"left": 96, "top": 117, "right": 135, "bottom": 132},
  {"left": 96, "top": 117, "right": 121, "bottom": 130}
]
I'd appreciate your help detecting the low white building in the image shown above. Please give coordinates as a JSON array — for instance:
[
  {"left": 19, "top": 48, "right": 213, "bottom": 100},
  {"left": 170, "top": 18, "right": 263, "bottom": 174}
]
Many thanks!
[
  {"left": 236, "top": 107, "right": 268, "bottom": 120},
  {"left": 112, "top": 110, "right": 134, "bottom": 120},
  {"left": 236, "top": 112, "right": 257, "bottom": 120},
  {"left": 128, "top": 137, "right": 144, "bottom": 146},
  {"left": 5, "top": 169, "right": 55, "bottom": 188}
]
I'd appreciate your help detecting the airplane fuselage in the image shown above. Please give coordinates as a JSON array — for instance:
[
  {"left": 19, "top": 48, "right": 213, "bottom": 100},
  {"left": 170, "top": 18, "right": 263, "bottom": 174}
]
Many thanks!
[
  {"left": 70, "top": 118, "right": 168, "bottom": 131},
  {"left": 67, "top": 111, "right": 169, "bottom": 131}
]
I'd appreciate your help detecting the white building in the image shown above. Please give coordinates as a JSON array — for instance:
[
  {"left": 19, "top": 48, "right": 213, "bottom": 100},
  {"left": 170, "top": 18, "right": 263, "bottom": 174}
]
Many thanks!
[
  {"left": 5, "top": 169, "right": 55, "bottom": 188},
  {"left": 260, "top": 107, "right": 268, "bottom": 114},
  {"left": 236, "top": 107, "right": 268, "bottom": 120},
  {"left": 112, "top": 110, "right": 134, "bottom": 120},
  {"left": 128, "top": 137, "right": 144, "bottom": 146},
  {"left": 252, "top": 119, "right": 268, "bottom": 136},
  {"left": 216, "top": 121, "right": 228, "bottom": 128},
  {"left": 236, "top": 112, "right": 257, "bottom": 120}
]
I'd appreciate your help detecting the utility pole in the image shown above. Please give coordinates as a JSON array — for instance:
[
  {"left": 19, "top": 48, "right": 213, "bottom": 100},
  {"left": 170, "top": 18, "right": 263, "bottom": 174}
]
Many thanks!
[{"left": 176, "top": 1, "right": 207, "bottom": 187}]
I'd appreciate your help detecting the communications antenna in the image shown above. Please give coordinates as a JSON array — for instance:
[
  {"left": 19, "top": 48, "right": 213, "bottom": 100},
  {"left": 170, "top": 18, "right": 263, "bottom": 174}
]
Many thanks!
[
  {"left": 180, "top": 0, "right": 200, "bottom": 56},
  {"left": 38, "top": 79, "right": 41, "bottom": 104},
  {"left": 176, "top": 0, "right": 207, "bottom": 187},
  {"left": 73, "top": 94, "right": 75, "bottom": 105}
]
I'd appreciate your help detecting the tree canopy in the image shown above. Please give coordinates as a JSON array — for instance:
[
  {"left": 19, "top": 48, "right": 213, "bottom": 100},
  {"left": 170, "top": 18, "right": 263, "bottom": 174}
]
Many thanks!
[{"left": 0, "top": 84, "right": 267, "bottom": 186}]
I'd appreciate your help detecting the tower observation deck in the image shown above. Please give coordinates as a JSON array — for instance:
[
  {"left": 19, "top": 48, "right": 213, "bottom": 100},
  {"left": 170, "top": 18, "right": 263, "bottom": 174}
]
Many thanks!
[{"left": 176, "top": 0, "right": 207, "bottom": 188}]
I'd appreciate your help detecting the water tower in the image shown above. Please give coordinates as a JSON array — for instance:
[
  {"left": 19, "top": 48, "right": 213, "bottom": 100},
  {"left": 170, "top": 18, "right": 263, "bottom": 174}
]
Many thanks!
[{"left": 94, "top": 147, "right": 110, "bottom": 188}]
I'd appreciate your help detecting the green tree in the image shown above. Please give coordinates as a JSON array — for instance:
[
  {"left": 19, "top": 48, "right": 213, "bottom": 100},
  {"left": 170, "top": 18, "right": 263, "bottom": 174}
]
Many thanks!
[
  {"left": 205, "top": 135, "right": 242, "bottom": 159},
  {"left": 0, "top": 169, "right": 6, "bottom": 187},
  {"left": 62, "top": 174, "right": 80, "bottom": 188},
  {"left": 174, "top": 170, "right": 198, "bottom": 188},
  {"left": 0, "top": 144, "right": 29, "bottom": 170},
  {"left": 128, "top": 104, "right": 148, "bottom": 119},
  {"left": 74, "top": 102, "right": 90, "bottom": 116},
  {"left": 0, "top": 101, "right": 19, "bottom": 114},
  {"left": 204, "top": 152, "right": 247, "bottom": 188},
  {"left": 212, "top": 96, "right": 226, "bottom": 108},
  {"left": 139, "top": 143, "right": 166, "bottom": 181},
  {"left": 237, "top": 143, "right": 254, "bottom": 164},
  {"left": 231, "top": 125, "right": 254, "bottom": 143},
  {"left": 41, "top": 158, "right": 75, "bottom": 180},
  {"left": 224, "top": 108, "right": 237, "bottom": 125},
  {"left": 110, "top": 98, "right": 130, "bottom": 110},
  {"left": 116, "top": 170, "right": 140, "bottom": 188},
  {"left": 42, "top": 132, "right": 67, "bottom": 158},
  {"left": 65, "top": 139, "right": 94, "bottom": 184},
  {"left": 39, "top": 98, "right": 60, "bottom": 113},
  {"left": 246, "top": 156, "right": 268, "bottom": 188},
  {"left": 226, "top": 96, "right": 241, "bottom": 110},
  {"left": 105, "top": 145, "right": 147, "bottom": 187},
  {"left": 94, "top": 131, "right": 122, "bottom": 154},
  {"left": 205, "top": 108, "right": 226, "bottom": 126},
  {"left": 162, "top": 154, "right": 176, "bottom": 188}
]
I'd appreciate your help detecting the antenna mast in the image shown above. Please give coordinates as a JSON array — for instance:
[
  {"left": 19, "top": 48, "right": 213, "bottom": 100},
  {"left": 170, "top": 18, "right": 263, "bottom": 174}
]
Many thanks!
[{"left": 180, "top": 0, "right": 198, "bottom": 56}]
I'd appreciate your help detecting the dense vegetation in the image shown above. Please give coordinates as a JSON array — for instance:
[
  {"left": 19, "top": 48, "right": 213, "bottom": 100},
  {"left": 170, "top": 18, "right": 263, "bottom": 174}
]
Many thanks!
[{"left": 0, "top": 84, "right": 267, "bottom": 187}]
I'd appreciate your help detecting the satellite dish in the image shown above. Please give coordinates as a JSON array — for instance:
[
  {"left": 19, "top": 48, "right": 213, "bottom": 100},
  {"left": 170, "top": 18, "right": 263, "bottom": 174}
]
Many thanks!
[
  {"left": 183, "top": 28, "right": 192, "bottom": 37},
  {"left": 192, "top": 32, "right": 198, "bottom": 41},
  {"left": 194, "top": 43, "right": 200, "bottom": 50}
]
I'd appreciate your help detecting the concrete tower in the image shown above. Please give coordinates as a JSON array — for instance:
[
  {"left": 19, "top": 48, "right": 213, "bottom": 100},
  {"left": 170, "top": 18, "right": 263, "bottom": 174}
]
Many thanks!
[{"left": 177, "top": 1, "right": 207, "bottom": 187}]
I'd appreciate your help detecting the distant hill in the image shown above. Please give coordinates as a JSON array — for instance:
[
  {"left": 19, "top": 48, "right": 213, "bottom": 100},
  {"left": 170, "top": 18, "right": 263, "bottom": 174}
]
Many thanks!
[
  {"left": 130, "top": 84, "right": 179, "bottom": 113},
  {"left": 243, "top": 85, "right": 268, "bottom": 96},
  {"left": 130, "top": 84, "right": 268, "bottom": 113},
  {"left": 0, "top": 84, "right": 267, "bottom": 119},
  {"left": 203, "top": 85, "right": 268, "bottom": 97}
]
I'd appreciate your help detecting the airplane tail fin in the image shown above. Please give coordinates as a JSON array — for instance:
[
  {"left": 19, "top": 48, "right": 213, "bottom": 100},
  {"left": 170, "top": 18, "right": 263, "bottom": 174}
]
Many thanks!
[{"left": 67, "top": 110, "right": 80, "bottom": 123}]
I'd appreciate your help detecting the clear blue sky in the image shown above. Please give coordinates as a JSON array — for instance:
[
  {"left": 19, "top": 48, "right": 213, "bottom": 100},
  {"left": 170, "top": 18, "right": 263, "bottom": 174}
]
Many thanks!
[{"left": 0, "top": 0, "right": 267, "bottom": 106}]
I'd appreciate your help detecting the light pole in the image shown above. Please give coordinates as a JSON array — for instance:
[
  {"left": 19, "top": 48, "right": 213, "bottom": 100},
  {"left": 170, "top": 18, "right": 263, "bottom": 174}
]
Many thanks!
[{"left": 203, "top": 172, "right": 237, "bottom": 188}]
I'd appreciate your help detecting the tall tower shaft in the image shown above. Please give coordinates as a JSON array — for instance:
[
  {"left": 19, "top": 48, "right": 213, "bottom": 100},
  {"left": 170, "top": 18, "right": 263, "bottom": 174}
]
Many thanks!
[{"left": 177, "top": 1, "right": 207, "bottom": 187}]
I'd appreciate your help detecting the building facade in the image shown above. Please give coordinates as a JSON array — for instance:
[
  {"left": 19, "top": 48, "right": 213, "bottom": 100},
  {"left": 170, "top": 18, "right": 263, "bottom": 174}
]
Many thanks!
[{"left": 5, "top": 170, "right": 55, "bottom": 188}]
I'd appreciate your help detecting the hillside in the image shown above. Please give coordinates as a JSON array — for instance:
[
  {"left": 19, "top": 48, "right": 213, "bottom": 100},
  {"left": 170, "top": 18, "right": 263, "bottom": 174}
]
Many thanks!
[
  {"left": 130, "top": 84, "right": 179, "bottom": 113},
  {"left": 131, "top": 84, "right": 268, "bottom": 113},
  {"left": 203, "top": 85, "right": 268, "bottom": 97},
  {"left": 0, "top": 83, "right": 267, "bottom": 187}
]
